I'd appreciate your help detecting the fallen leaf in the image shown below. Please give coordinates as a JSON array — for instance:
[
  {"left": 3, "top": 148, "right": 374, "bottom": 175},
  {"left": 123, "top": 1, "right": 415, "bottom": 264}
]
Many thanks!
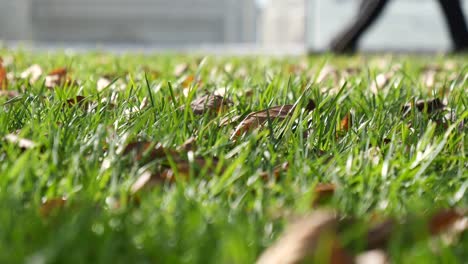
[
  {"left": 259, "top": 162, "right": 289, "bottom": 181},
  {"left": 340, "top": 113, "right": 351, "bottom": 132},
  {"left": 370, "top": 73, "right": 392, "bottom": 94},
  {"left": 312, "top": 183, "right": 336, "bottom": 207},
  {"left": 178, "top": 137, "right": 197, "bottom": 152},
  {"left": 40, "top": 197, "right": 67, "bottom": 217},
  {"left": 120, "top": 141, "right": 173, "bottom": 162},
  {"left": 4, "top": 134, "right": 37, "bottom": 150},
  {"left": 97, "top": 77, "right": 111, "bottom": 91},
  {"left": 45, "top": 67, "right": 76, "bottom": 88},
  {"left": 429, "top": 209, "right": 465, "bottom": 235},
  {"left": 182, "top": 94, "right": 233, "bottom": 115},
  {"left": 317, "top": 65, "right": 339, "bottom": 83},
  {"left": 402, "top": 98, "right": 445, "bottom": 115},
  {"left": 256, "top": 210, "right": 347, "bottom": 264},
  {"left": 231, "top": 100, "right": 316, "bottom": 139},
  {"left": 65, "top": 96, "right": 87, "bottom": 107},
  {"left": 131, "top": 155, "right": 218, "bottom": 193},
  {"left": 0, "top": 59, "right": 7, "bottom": 90},
  {"left": 365, "top": 218, "right": 396, "bottom": 250},
  {"left": 355, "top": 250, "right": 389, "bottom": 264},
  {"left": 0, "top": 90, "right": 20, "bottom": 98},
  {"left": 131, "top": 170, "right": 167, "bottom": 194},
  {"left": 20, "top": 64, "right": 43, "bottom": 84},
  {"left": 174, "top": 63, "right": 189, "bottom": 77}
]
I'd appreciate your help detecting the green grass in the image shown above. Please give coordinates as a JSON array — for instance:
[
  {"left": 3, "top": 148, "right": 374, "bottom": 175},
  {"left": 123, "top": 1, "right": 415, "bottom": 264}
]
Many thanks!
[{"left": 0, "top": 49, "right": 467, "bottom": 263}]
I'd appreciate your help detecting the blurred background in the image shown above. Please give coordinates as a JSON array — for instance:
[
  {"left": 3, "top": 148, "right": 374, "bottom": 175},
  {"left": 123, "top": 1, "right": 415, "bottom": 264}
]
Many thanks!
[{"left": 1, "top": 0, "right": 467, "bottom": 53}]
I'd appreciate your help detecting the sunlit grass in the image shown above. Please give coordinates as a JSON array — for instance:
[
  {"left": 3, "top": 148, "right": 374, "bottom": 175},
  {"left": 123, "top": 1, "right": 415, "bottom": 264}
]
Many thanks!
[{"left": 0, "top": 50, "right": 466, "bottom": 263}]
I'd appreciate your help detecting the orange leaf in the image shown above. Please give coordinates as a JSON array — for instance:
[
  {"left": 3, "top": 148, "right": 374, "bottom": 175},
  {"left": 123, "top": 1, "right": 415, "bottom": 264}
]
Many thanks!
[
  {"left": 340, "top": 113, "right": 351, "bottom": 132},
  {"left": 0, "top": 60, "right": 7, "bottom": 90}
]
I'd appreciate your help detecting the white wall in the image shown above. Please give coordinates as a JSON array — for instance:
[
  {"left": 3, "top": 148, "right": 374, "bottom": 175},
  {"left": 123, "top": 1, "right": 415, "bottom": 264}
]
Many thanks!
[{"left": 0, "top": 0, "right": 257, "bottom": 45}]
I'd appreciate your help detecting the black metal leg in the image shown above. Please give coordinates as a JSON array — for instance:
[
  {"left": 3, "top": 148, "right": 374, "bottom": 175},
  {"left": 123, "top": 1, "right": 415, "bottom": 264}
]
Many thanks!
[
  {"left": 437, "top": 0, "right": 468, "bottom": 51},
  {"left": 330, "top": 0, "right": 390, "bottom": 53}
]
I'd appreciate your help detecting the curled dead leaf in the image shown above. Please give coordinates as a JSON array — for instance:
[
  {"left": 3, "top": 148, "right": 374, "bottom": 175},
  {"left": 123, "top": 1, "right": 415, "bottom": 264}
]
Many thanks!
[
  {"left": 40, "top": 197, "right": 67, "bottom": 217},
  {"left": 429, "top": 209, "right": 465, "bottom": 235},
  {"left": 402, "top": 98, "right": 445, "bottom": 115},
  {"left": 178, "top": 137, "right": 197, "bottom": 152},
  {"left": 231, "top": 100, "right": 316, "bottom": 139},
  {"left": 131, "top": 155, "right": 219, "bottom": 193},
  {"left": 45, "top": 67, "right": 76, "bottom": 88},
  {"left": 366, "top": 219, "right": 396, "bottom": 250},
  {"left": 120, "top": 141, "right": 174, "bottom": 162},
  {"left": 65, "top": 96, "right": 87, "bottom": 107},
  {"left": 259, "top": 162, "right": 289, "bottom": 181},
  {"left": 312, "top": 183, "right": 336, "bottom": 207},
  {"left": 182, "top": 94, "right": 233, "bottom": 115},
  {"left": 256, "top": 210, "right": 346, "bottom": 264}
]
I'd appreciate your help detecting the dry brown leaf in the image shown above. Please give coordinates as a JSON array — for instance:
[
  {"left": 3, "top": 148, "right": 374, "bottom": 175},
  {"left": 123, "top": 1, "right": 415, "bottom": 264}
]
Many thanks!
[
  {"left": 182, "top": 94, "right": 233, "bottom": 115},
  {"left": 312, "top": 183, "right": 336, "bottom": 207},
  {"left": 20, "top": 64, "right": 43, "bottom": 84},
  {"left": 402, "top": 98, "right": 445, "bottom": 115},
  {"left": 256, "top": 210, "right": 349, "bottom": 264},
  {"left": 40, "top": 197, "right": 67, "bottom": 217},
  {"left": 429, "top": 209, "right": 465, "bottom": 235},
  {"left": 231, "top": 100, "right": 316, "bottom": 139},
  {"left": 4, "top": 134, "right": 37, "bottom": 150},
  {"left": 0, "top": 59, "right": 7, "bottom": 90}
]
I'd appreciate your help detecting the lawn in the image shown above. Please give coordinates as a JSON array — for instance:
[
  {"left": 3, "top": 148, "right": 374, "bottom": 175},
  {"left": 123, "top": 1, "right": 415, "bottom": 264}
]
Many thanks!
[{"left": 0, "top": 50, "right": 467, "bottom": 263}]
